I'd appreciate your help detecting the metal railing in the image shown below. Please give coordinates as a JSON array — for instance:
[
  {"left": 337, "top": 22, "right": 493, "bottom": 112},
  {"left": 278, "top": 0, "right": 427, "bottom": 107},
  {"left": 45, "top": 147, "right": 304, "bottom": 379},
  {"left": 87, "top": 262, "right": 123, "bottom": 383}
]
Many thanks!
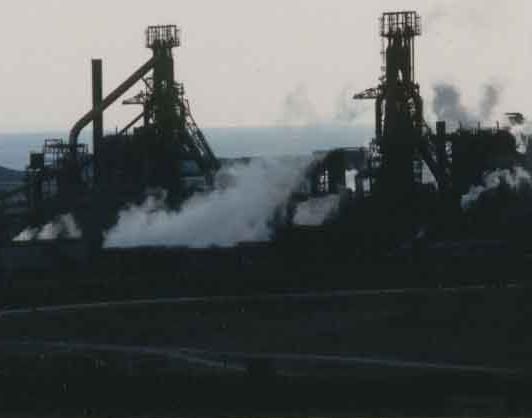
[
  {"left": 380, "top": 11, "right": 421, "bottom": 37},
  {"left": 146, "top": 25, "right": 181, "bottom": 49}
]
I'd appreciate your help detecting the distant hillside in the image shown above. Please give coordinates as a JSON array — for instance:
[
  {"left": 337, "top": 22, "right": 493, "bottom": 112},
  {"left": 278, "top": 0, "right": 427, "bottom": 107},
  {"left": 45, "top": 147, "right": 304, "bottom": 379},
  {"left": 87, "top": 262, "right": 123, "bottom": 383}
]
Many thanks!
[
  {"left": 0, "top": 165, "right": 24, "bottom": 193},
  {"left": 0, "top": 165, "right": 23, "bottom": 180},
  {"left": 0, "top": 125, "right": 372, "bottom": 170}
]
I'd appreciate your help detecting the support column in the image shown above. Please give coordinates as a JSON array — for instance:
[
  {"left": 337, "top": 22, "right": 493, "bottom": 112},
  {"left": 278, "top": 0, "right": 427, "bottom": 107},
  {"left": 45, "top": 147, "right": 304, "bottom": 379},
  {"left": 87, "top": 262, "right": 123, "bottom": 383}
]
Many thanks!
[{"left": 92, "top": 59, "right": 103, "bottom": 183}]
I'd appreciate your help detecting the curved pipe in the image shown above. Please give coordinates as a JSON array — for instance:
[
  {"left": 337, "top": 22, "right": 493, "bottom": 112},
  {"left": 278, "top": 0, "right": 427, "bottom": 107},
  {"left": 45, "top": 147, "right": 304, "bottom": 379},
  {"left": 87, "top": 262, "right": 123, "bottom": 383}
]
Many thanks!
[{"left": 69, "top": 57, "right": 156, "bottom": 149}]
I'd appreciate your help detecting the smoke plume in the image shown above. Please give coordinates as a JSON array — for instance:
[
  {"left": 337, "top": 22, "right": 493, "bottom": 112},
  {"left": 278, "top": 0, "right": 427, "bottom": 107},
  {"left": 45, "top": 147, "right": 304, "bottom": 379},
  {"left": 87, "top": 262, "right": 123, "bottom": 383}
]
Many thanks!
[
  {"left": 432, "top": 83, "right": 475, "bottom": 125},
  {"left": 507, "top": 113, "right": 531, "bottom": 154},
  {"left": 279, "top": 85, "right": 319, "bottom": 126},
  {"left": 104, "top": 157, "right": 314, "bottom": 248},
  {"left": 13, "top": 214, "right": 82, "bottom": 242},
  {"left": 460, "top": 167, "right": 532, "bottom": 210},
  {"left": 479, "top": 85, "right": 500, "bottom": 121},
  {"left": 432, "top": 83, "right": 502, "bottom": 126},
  {"left": 334, "top": 85, "right": 359, "bottom": 123}
]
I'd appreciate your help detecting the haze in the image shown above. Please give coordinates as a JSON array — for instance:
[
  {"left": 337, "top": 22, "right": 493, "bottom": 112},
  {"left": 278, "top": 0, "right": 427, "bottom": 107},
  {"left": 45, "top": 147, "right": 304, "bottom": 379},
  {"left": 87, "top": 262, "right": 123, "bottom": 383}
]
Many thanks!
[{"left": 0, "top": 0, "right": 530, "bottom": 132}]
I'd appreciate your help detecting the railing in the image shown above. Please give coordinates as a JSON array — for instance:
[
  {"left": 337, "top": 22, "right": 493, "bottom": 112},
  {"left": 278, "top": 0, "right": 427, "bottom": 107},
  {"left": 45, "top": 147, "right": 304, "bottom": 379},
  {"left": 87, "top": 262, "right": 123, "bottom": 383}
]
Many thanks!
[
  {"left": 380, "top": 11, "right": 421, "bottom": 37},
  {"left": 146, "top": 25, "right": 181, "bottom": 49},
  {"left": 180, "top": 95, "right": 220, "bottom": 171}
]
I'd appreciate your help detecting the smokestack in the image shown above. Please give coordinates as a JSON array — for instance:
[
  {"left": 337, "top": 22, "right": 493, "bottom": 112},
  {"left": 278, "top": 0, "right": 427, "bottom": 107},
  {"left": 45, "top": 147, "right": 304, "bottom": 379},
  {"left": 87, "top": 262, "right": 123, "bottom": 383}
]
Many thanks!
[
  {"left": 92, "top": 59, "right": 103, "bottom": 181},
  {"left": 436, "top": 121, "right": 446, "bottom": 137},
  {"left": 435, "top": 121, "right": 447, "bottom": 173}
]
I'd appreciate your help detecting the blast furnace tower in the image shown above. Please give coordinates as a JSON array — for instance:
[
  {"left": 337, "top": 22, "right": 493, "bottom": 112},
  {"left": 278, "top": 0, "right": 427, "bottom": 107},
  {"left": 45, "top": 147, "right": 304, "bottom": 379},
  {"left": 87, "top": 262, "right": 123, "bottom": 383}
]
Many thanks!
[{"left": 355, "top": 11, "right": 424, "bottom": 198}]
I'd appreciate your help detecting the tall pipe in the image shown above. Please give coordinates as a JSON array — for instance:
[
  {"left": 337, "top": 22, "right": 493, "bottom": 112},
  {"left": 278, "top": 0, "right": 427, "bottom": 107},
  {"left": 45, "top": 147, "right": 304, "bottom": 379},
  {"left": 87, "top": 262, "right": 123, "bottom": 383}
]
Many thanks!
[
  {"left": 69, "top": 56, "right": 156, "bottom": 149},
  {"left": 92, "top": 59, "right": 103, "bottom": 181}
]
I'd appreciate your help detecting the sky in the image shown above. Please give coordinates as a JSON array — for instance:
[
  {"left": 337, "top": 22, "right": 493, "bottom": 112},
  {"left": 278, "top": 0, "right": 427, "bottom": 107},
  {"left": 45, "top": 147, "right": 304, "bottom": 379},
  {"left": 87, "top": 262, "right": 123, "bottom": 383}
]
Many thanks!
[{"left": 0, "top": 0, "right": 530, "bottom": 132}]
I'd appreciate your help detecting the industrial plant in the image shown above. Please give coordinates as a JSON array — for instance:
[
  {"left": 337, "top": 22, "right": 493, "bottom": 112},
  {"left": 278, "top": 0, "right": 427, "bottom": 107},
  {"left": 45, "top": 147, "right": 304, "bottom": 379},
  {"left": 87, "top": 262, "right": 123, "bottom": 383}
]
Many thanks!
[{"left": 0, "top": 12, "right": 531, "bottom": 416}]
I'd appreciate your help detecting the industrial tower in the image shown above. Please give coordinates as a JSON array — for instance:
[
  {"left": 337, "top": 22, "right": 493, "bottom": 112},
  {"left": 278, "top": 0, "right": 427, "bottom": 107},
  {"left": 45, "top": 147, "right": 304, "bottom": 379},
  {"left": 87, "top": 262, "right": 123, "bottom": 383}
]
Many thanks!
[
  {"left": 67, "top": 25, "right": 219, "bottom": 200},
  {"left": 355, "top": 12, "right": 425, "bottom": 198},
  {"left": 0, "top": 25, "right": 220, "bottom": 241}
]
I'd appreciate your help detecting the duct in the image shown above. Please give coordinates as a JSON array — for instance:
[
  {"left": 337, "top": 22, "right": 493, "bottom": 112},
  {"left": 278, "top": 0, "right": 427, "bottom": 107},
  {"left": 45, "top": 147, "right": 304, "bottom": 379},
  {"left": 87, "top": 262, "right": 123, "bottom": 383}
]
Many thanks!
[{"left": 69, "top": 56, "right": 156, "bottom": 150}]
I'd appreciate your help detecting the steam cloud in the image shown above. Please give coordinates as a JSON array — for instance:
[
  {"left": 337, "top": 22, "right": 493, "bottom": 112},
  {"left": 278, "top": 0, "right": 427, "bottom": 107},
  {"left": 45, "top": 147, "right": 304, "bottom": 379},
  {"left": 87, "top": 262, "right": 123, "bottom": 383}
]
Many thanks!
[
  {"left": 479, "top": 85, "right": 500, "bottom": 121},
  {"left": 279, "top": 85, "right": 319, "bottom": 126},
  {"left": 279, "top": 84, "right": 365, "bottom": 126},
  {"left": 432, "top": 83, "right": 501, "bottom": 126},
  {"left": 334, "top": 85, "right": 359, "bottom": 123},
  {"left": 507, "top": 113, "right": 531, "bottom": 154},
  {"left": 104, "top": 157, "right": 316, "bottom": 248},
  {"left": 345, "top": 169, "right": 358, "bottom": 192},
  {"left": 460, "top": 167, "right": 532, "bottom": 210},
  {"left": 13, "top": 214, "right": 82, "bottom": 242},
  {"left": 433, "top": 83, "right": 473, "bottom": 125},
  {"left": 293, "top": 194, "right": 341, "bottom": 226}
]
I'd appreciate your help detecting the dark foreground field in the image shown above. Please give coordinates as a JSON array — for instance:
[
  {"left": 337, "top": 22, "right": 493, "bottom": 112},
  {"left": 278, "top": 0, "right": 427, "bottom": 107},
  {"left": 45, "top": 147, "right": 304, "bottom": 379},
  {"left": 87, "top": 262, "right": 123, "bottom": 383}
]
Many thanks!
[
  {"left": 0, "top": 373, "right": 528, "bottom": 417},
  {"left": 0, "top": 284, "right": 530, "bottom": 416}
]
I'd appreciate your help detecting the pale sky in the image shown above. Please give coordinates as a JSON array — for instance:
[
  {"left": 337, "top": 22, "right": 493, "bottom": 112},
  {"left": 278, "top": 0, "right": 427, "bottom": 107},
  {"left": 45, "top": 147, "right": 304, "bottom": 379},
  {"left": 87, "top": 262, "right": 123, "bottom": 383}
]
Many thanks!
[{"left": 0, "top": 0, "right": 531, "bottom": 132}]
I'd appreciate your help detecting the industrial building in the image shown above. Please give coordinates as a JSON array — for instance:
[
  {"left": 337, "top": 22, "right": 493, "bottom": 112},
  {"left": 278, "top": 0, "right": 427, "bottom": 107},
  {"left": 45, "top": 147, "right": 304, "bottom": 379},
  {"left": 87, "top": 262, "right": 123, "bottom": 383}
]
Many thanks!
[{"left": 0, "top": 13, "right": 531, "bottom": 415}]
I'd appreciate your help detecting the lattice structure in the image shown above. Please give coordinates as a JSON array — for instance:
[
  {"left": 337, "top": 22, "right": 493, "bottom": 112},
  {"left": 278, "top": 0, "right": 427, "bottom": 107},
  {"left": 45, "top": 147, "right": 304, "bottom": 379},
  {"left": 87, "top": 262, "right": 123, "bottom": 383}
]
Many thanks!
[
  {"left": 380, "top": 11, "right": 421, "bottom": 38},
  {"left": 354, "top": 11, "right": 431, "bottom": 197},
  {"left": 146, "top": 25, "right": 181, "bottom": 49}
]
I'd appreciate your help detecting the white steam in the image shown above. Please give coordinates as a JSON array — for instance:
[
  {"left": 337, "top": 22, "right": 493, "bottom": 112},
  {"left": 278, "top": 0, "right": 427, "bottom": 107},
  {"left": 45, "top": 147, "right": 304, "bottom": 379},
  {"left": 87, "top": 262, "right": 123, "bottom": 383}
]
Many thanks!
[
  {"left": 507, "top": 114, "right": 531, "bottom": 154},
  {"left": 345, "top": 169, "right": 358, "bottom": 192},
  {"left": 13, "top": 214, "right": 82, "bottom": 242},
  {"left": 293, "top": 194, "right": 341, "bottom": 226},
  {"left": 278, "top": 84, "right": 368, "bottom": 126},
  {"left": 460, "top": 167, "right": 532, "bottom": 210},
  {"left": 511, "top": 125, "right": 529, "bottom": 154},
  {"left": 104, "top": 157, "right": 314, "bottom": 249},
  {"left": 278, "top": 85, "right": 319, "bottom": 126},
  {"left": 334, "top": 85, "right": 360, "bottom": 124}
]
